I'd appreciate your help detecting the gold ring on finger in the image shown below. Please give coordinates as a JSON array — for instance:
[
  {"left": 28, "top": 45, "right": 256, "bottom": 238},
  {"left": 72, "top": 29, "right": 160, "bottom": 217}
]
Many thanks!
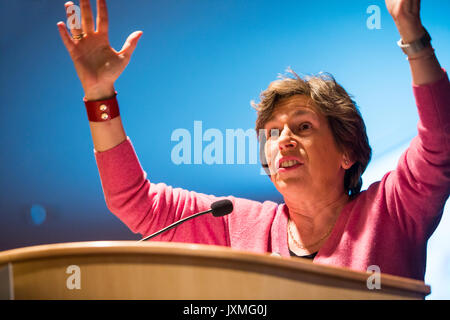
[{"left": 72, "top": 32, "right": 86, "bottom": 40}]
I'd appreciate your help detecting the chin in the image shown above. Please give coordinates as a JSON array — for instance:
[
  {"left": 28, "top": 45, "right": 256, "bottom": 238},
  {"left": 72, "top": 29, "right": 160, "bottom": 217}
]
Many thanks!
[{"left": 273, "top": 178, "right": 306, "bottom": 193}]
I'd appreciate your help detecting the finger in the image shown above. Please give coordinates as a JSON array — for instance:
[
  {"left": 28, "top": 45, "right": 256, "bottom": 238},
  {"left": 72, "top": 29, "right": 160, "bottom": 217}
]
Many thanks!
[
  {"left": 96, "top": 0, "right": 109, "bottom": 34},
  {"left": 57, "top": 22, "right": 76, "bottom": 53},
  {"left": 406, "top": 0, "right": 417, "bottom": 15},
  {"left": 411, "top": 0, "right": 420, "bottom": 16},
  {"left": 118, "top": 31, "right": 143, "bottom": 60},
  {"left": 398, "top": 0, "right": 410, "bottom": 15},
  {"left": 80, "top": 0, "right": 95, "bottom": 34},
  {"left": 65, "top": 1, "right": 83, "bottom": 37}
]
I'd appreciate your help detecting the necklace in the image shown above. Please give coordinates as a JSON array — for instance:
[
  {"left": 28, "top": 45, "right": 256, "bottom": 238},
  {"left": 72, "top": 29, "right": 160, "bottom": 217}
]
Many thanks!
[{"left": 288, "top": 219, "right": 333, "bottom": 250}]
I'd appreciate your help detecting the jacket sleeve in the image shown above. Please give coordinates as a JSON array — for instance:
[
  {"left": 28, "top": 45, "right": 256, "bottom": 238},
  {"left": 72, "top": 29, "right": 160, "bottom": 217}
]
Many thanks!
[
  {"left": 383, "top": 70, "right": 450, "bottom": 241},
  {"left": 93, "top": 137, "right": 230, "bottom": 246}
]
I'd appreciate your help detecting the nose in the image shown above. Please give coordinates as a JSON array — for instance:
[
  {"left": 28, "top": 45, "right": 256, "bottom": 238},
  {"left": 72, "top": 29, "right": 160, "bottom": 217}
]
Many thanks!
[{"left": 277, "top": 124, "right": 297, "bottom": 151}]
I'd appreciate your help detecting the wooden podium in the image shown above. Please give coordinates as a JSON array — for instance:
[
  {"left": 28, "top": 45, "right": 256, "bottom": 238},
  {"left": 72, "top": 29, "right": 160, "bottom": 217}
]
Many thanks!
[{"left": 0, "top": 241, "right": 430, "bottom": 300}]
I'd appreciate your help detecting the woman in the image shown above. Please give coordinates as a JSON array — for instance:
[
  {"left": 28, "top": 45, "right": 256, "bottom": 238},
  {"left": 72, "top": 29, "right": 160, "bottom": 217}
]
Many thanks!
[{"left": 57, "top": 0, "right": 449, "bottom": 281}]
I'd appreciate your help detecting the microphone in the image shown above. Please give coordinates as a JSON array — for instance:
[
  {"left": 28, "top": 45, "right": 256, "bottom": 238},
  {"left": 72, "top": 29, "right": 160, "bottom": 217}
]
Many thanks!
[{"left": 138, "top": 199, "right": 233, "bottom": 242}]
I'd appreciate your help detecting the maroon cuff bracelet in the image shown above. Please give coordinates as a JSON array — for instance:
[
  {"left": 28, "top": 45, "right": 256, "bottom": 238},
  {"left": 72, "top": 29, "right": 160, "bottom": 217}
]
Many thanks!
[{"left": 83, "top": 92, "right": 120, "bottom": 122}]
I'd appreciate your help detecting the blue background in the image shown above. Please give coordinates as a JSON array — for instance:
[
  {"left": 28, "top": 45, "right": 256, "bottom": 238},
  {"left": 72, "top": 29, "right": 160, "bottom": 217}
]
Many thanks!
[{"left": 0, "top": 0, "right": 449, "bottom": 298}]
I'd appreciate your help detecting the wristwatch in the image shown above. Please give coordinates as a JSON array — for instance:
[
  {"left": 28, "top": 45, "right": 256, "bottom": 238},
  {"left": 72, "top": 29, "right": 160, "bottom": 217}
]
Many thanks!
[{"left": 397, "top": 28, "right": 432, "bottom": 55}]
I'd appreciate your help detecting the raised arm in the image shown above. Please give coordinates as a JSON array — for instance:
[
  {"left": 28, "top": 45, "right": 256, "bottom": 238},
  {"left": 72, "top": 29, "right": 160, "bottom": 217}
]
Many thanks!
[
  {"left": 56, "top": 1, "right": 233, "bottom": 244},
  {"left": 57, "top": 0, "right": 143, "bottom": 152},
  {"left": 385, "top": 0, "right": 444, "bottom": 85},
  {"left": 380, "top": 0, "right": 449, "bottom": 240}
]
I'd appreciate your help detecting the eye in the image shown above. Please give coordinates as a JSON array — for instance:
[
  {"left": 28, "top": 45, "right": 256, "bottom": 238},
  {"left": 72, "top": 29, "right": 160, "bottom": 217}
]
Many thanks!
[
  {"left": 266, "top": 128, "right": 281, "bottom": 138},
  {"left": 298, "top": 122, "right": 312, "bottom": 131}
]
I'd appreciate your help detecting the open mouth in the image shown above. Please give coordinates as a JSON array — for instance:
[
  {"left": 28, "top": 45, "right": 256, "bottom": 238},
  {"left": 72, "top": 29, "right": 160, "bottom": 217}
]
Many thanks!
[{"left": 277, "top": 159, "right": 303, "bottom": 172}]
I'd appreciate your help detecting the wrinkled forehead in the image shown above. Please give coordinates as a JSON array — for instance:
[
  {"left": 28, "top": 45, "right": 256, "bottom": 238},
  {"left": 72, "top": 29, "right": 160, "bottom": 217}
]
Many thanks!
[{"left": 265, "top": 95, "right": 321, "bottom": 125}]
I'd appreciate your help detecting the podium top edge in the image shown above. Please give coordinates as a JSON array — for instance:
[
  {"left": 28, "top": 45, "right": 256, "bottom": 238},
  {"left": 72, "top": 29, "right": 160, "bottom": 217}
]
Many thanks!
[{"left": 0, "top": 241, "right": 430, "bottom": 295}]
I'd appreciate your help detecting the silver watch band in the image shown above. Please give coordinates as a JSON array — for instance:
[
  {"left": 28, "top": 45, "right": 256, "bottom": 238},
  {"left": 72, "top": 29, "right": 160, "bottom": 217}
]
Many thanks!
[{"left": 397, "top": 28, "right": 432, "bottom": 55}]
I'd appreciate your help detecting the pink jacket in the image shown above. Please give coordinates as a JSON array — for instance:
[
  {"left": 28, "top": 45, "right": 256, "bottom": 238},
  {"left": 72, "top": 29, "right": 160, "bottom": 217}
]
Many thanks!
[{"left": 94, "top": 71, "right": 449, "bottom": 281}]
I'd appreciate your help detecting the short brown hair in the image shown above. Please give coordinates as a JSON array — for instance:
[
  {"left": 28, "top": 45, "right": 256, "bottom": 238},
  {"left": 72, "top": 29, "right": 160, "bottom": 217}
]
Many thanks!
[{"left": 251, "top": 68, "right": 372, "bottom": 198}]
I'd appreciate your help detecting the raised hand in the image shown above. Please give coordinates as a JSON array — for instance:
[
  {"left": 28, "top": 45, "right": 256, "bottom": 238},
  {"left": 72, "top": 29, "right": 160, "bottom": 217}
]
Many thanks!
[
  {"left": 385, "top": 0, "right": 424, "bottom": 43},
  {"left": 57, "top": 0, "right": 143, "bottom": 100}
]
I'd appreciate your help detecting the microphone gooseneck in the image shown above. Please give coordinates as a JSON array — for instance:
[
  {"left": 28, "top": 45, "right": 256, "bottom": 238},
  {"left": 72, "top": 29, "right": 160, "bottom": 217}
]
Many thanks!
[{"left": 138, "top": 199, "right": 233, "bottom": 242}]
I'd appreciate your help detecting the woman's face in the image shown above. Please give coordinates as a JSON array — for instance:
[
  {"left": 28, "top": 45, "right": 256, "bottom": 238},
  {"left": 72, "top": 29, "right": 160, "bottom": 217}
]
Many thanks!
[{"left": 263, "top": 95, "right": 349, "bottom": 198}]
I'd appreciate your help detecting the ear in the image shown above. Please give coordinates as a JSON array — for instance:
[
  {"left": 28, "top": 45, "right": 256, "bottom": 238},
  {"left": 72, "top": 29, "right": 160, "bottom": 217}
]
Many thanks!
[{"left": 341, "top": 154, "right": 354, "bottom": 170}]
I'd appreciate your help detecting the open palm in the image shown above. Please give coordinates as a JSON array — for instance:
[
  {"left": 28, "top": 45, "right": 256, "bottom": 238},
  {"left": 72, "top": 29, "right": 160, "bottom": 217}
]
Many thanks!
[{"left": 57, "top": 0, "right": 142, "bottom": 95}]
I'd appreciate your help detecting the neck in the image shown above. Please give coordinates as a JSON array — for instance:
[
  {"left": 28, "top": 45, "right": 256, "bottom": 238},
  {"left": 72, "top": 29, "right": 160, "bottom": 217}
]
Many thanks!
[{"left": 284, "top": 189, "right": 349, "bottom": 240}]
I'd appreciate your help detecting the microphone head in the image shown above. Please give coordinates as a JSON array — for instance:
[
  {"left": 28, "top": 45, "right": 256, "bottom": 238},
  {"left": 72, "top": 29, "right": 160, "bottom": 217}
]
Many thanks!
[{"left": 211, "top": 199, "right": 233, "bottom": 217}]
